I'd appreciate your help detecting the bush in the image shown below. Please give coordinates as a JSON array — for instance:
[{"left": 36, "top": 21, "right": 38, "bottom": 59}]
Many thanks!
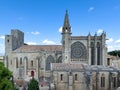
[{"left": 28, "top": 78, "right": 39, "bottom": 90}]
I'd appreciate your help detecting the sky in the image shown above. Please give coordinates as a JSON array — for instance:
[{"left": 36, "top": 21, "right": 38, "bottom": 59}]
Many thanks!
[{"left": 0, "top": 0, "right": 120, "bottom": 55}]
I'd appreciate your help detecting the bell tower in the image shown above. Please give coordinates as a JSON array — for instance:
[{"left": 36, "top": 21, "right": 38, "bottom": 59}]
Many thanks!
[{"left": 62, "top": 10, "right": 72, "bottom": 63}]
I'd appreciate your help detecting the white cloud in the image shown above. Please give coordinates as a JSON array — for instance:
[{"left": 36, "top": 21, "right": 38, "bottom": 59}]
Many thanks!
[
  {"left": 106, "top": 38, "right": 114, "bottom": 43},
  {"left": 115, "top": 39, "right": 120, "bottom": 43},
  {"left": 107, "top": 45, "right": 114, "bottom": 51},
  {"left": 0, "top": 35, "right": 5, "bottom": 39},
  {"left": 31, "top": 31, "right": 40, "bottom": 35},
  {"left": 42, "top": 39, "right": 56, "bottom": 45},
  {"left": 58, "top": 26, "right": 62, "bottom": 33},
  {"left": 88, "top": 7, "right": 95, "bottom": 12},
  {"left": 107, "top": 37, "right": 120, "bottom": 51},
  {"left": 107, "top": 44, "right": 120, "bottom": 51},
  {"left": 97, "top": 29, "right": 103, "bottom": 34},
  {"left": 26, "top": 42, "right": 37, "bottom": 45}
]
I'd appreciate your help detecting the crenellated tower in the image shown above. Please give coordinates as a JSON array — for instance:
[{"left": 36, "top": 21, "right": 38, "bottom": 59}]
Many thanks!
[{"left": 5, "top": 29, "right": 24, "bottom": 67}]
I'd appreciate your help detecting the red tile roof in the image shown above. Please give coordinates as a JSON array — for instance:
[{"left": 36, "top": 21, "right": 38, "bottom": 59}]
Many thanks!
[{"left": 13, "top": 45, "right": 62, "bottom": 53}]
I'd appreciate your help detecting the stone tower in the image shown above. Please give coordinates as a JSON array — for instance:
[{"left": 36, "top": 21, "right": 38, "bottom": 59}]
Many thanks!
[
  {"left": 62, "top": 10, "right": 72, "bottom": 63},
  {"left": 5, "top": 29, "right": 24, "bottom": 67}
]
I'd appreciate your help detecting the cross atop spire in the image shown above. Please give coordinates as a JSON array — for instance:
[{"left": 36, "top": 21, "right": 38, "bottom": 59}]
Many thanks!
[{"left": 62, "top": 10, "right": 71, "bottom": 33}]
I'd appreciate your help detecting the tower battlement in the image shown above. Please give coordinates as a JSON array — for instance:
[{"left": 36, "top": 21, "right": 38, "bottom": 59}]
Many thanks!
[{"left": 5, "top": 29, "right": 24, "bottom": 53}]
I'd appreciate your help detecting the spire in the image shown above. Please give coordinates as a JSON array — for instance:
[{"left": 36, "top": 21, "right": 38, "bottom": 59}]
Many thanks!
[
  {"left": 62, "top": 10, "right": 71, "bottom": 33},
  {"left": 63, "top": 10, "right": 70, "bottom": 28}
]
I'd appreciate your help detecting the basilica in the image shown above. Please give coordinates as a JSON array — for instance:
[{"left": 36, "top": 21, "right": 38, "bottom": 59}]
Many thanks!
[{"left": 5, "top": 11, "right": 120, "bottom": 90}]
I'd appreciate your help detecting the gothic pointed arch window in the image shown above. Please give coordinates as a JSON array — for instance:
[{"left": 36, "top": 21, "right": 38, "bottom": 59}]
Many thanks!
[
  {"left": 75, "top": 74, "right": 78, "bottom": 81},
  {"left": 97, "top": 42, "right": 101, "bottom": 65},
  {"left": 101, "top": 74, "right": 105, "bottom": 87},
  {"left": 20, "top": 57, "right": 22, "bottom": 65},
  {"left": 91, "top": 42, "right": 94, "bottom": 65},
  {"left": 56, "top": 56, "right": 62, "bottom": 63},
  {"left": 113, "top": 77, "right": 117, "bottom": 88},
  {"left": 31, "top": 60, "right": 33, "bottom": 67},
  {"left": 71, "top": 41, "right": 87, "bottom": 61},
  {"left": 46, "top": 55, "right": 55, "bottom": 70},
  {"left": 112, "top": 74, "right": 117, "bottom": 88},
  {"left": 16, "top": 57, "right": 18, "bottom": 68}
]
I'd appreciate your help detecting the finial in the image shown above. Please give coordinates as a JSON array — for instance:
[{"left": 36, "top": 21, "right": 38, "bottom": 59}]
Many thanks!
[
  {"left": 88, "top": 32, "right": 91, "bottom": 36},
  {"left": 94, "top": 32, "right": 97, "bottom": 36},
  {"left": 102, "top": 31, "right": 106, "bottom": 37}
]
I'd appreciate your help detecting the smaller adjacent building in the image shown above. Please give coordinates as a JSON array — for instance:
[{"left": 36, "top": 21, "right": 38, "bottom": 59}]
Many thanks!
[
  {"left": 51, "top": 63, "right": 120, "bottom": 90},
  {"left": 107, "top": 54, "right": 120, "bottom": 68}
]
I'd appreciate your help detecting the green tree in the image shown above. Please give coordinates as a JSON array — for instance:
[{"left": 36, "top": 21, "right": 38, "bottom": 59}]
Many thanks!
[
  {"left": 108, "top": 50, "right": 120, "bottom": 57},
  {"left": 28, "top": 78, "right": 39, "bottom": 90},
  {"left": 0, "top": 62, "right": 13, "bottom": 90}
]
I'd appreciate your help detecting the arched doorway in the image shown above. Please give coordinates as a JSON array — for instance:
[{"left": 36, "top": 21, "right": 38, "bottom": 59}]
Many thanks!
[{"left": 31, "top": 71, "right": 34, "bottom": 77}]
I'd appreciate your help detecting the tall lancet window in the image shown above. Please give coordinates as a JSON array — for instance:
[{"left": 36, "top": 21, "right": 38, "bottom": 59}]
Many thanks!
[
  {"left": 56, "top": 56, "right": 62, "bottom": 63},
  {"left": 31, "top": 60, "right": 33, "bottom": 67},
  {"left": 75, "top": 74, "right": 78, "bottom": 81},
  {"left": 101, "top": 74, "right": 105, "bottom": 87},
  {"left": 91, "top": 42, "right": 94, "bottom": 65},
  {"left": 97, "top": 42, "right": 100, "bottom": 65},
  {"left": 61, "top": 74, "right": 63, "bottom": 81},
  {"left": 16, "top": 57, "right": 18, "bottom": 68},
  {"left": 20, "top": 57, "right": 22, "bottom": 65},
  {"left": 113, "top": 77, "right": 117, "bottom": 88}
]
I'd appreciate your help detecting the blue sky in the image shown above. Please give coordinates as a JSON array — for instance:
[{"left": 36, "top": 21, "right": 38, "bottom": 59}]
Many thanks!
[{"left": 0, "top": 0, "right": 120, "bottom": 55}]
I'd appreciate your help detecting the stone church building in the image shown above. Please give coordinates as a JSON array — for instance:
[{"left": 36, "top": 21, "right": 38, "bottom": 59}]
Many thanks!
[{"left": 5, "top": 11, "right": 120, "bottom": 90}]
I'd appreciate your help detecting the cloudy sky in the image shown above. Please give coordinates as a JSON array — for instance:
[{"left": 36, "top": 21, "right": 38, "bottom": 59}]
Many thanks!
[{"left": 0, "top": 0, "right": 120, "bottom": 55}]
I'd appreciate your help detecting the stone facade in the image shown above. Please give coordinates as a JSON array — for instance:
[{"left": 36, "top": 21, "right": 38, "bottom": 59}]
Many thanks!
[
  {"left": 4, "top": 11, "right": 120, "bottom": 90},
  {"left": 107, "top": 54, "right": 120, "bottom": 68},
  {"left": 61, "top": 11, "right": 107, "bottom": 65},
  {"left": 51, "top": 63, "right": 120, "bottom": 90}
]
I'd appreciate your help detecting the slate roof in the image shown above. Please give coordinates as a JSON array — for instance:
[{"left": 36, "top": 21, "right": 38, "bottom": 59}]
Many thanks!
[{"left": 13, "top": 45, "right": 62, "bottom": 53}]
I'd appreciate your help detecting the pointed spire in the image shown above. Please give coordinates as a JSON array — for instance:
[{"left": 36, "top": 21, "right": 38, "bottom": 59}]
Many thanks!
[
  {"left": 62, "top": 10, "right": 71, "bottom": 33},
  {"left": 63, "top": 10, "right": 70, "bottom": 28}
]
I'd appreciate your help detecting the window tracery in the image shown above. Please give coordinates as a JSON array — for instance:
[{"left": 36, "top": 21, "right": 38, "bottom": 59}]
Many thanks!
[
  {"left": 71, "top": 41, "right": 87, "bottom": 60},
  {"left": 101, "top": 74, "right": 105, "bottom": 87},
  {"left": 56, "top": 56, "right": 62, "bottom": 63},
  {"left": 46, "top": 55, "right": 54, "bottom": 70}
]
